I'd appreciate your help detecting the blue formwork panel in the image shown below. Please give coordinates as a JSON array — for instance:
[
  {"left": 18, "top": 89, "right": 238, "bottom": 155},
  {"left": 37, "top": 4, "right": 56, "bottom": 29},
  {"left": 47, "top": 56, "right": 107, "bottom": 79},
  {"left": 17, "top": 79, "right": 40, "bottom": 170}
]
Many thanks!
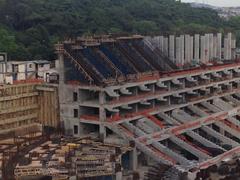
[
  {"left": 64, "top": 58, "right": 86, "bottom": 82},
  {"left": 102, "top": 176, "right": 113, "bottom": 180},
  {"left": 81, "top": 48, "right": 112, "bottom": 78},
  {"left": 120, "top": 42, "right": 153, "bottom": 71},
  {"left": 100, "top": 45, "right": 135, "bottom": 75},
  {"left": 88, "top": 48, "right": 115, "bottom": 77}
]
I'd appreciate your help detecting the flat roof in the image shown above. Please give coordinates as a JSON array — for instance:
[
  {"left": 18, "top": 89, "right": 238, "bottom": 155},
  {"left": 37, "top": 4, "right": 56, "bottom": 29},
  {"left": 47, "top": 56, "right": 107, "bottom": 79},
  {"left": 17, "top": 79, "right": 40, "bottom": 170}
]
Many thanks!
[{"left": 8, "top": 60, "right": 50, "bottom": 65}]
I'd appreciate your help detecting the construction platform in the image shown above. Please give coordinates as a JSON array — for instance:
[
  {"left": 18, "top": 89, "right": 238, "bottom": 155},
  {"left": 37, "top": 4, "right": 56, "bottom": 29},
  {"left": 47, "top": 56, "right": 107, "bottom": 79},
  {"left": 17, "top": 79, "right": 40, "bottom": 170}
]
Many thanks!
[{"left": 54, "top": 34, "right": 240, "bottom": 178}]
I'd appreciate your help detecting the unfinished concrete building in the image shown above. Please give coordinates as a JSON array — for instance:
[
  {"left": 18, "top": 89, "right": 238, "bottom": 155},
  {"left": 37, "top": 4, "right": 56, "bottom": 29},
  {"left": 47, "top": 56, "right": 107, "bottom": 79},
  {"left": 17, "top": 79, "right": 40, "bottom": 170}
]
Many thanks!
[{"left": 56, "top": 34, "right": 240, "bottom": 178}]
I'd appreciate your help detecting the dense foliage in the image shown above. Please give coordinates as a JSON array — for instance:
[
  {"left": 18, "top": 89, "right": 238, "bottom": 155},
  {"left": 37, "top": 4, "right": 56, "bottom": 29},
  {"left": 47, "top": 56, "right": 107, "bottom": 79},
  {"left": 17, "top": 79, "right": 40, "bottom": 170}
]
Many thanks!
[{"left": 0, "top": 0, "right": 239, "bottom": 60}]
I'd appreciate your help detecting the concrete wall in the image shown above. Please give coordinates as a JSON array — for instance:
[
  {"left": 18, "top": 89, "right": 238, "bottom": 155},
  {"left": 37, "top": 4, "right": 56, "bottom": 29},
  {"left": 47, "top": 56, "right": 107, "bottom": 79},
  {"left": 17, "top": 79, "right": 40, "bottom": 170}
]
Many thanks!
[
  {"left": 0, "top": 63, "right": 6, "bottom": 84},
  {"left": 17, "top": 64, "right": 26, "bottom": 80},
  {"left": 37, "top": 63, "right": 51, "bottom": 79}
]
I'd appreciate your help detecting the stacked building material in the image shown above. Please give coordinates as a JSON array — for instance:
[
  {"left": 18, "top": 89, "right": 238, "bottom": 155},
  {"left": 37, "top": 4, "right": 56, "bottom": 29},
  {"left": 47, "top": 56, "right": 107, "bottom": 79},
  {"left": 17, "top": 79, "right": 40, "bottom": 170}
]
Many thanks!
[{"left": 8, "top": 137, "right": 130, "bottom": 180}]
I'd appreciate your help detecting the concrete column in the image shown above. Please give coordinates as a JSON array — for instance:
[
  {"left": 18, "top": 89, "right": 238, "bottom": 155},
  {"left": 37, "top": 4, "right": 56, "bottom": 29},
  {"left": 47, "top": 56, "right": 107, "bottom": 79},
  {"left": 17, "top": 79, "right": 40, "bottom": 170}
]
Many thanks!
[
  {"left": 185, "top": 35, "right": 191, "bottom": 64},
  {"left": 99, "top": 91, "right": 107, "bottom": 139},
  {"left": 209, "top": 33, "right": 214, "bottom": 60},
  {"left": 176, "top": 37, "right": 181, "bottom": 66},
  {"left": 232, "top": 39, "right": 236, "bottom": 59},
  {"left": 167, "top": 96, "right": 171, "bottom": 106},
  {"left": 163, "top": 37, "right": 169, "bottom": 57},
  {"left": 228, "top": 32, "right": 232, "bottom": 60},
  {"left": 217, "top": 33, "right": 222, "bottom": 60},
  {"left": 115, "top": 172, "right": 123, "bottom": 180},
  {"left": 224, "top": 38, "right": 228, "bottom": 60},
  {"left": 190, "top": 36, "right": 194, "bottom": 63},
  {"left": 205, "top": 33, "right": 210, "bottom": 63},
  {"left": 213, "top": 35, "right": 217, "bottom": 58},
  {"left": 194, "top": 34, "right": 200, "bottom": 62},
  {"left": 59, "top": 53, "right": 65, "bottom": 126},
  {"left": 130, "top": 148, "right": 138, "bottom": 171},
  {"left": 224, "top": 33, "right": 233, "bottom": 60},
  {"left": 152, "top": 85, "right": 156, "bottom": 108},
  {"left": 135, "top": 88, "right": 139, "bottom": 112},
  {"left": 167, "top": 81, "right": 171, "bottom": 105},
  {"left": 180, "top": 35, "right": 185, "bottom": 65},
  {"left": 78, "top": 123, "right": 85, "bottom": 136},
  {"left": 169, "top": 35, "right": 175, "bottom": 62},
  {"left": 59, "top": 53, "right": 65, "bottom": 85},
  {"left": 200, "top": 35, "right": 206, "bottom": 64},
  {"left": 0, "top": 63, "right": 6, "bottom": 84},
  {"left": 220, "top": 128, "right": 225, "bottom": 136},
  {"left": 152, "top": 36, "right": 157, "bottom": 48},
  {"left": 159, "top": 36, "right": 164, "bottom": 52}
]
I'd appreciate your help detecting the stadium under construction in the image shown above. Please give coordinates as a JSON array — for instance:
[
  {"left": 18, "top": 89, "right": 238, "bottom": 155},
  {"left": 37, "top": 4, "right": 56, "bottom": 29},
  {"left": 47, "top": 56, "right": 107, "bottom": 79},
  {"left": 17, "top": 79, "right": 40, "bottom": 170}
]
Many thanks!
[{"left": 1, "top": 32, "right": 240, "bottom": 179}]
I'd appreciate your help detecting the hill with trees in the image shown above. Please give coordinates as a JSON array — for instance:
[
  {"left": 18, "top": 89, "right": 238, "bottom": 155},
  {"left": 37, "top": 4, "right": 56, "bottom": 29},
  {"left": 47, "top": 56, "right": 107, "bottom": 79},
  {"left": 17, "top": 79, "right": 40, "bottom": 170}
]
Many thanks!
[{"left": 0, "top": 0, "right": 239, "bottom": 60}]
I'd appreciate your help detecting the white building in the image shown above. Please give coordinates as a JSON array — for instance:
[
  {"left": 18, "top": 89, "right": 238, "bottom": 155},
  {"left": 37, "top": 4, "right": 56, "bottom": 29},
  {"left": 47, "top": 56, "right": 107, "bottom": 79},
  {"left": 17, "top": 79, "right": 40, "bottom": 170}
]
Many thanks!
[
  {"left": 6, "top": 60, "right": 51, "bottom": 82},
  {"left": 0, "top": 53, "right": 7, "bottom": 84}
]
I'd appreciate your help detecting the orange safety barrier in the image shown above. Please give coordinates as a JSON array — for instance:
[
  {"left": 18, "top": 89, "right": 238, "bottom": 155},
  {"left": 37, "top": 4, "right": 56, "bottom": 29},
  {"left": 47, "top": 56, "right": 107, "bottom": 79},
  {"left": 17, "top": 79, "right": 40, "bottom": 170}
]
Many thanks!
[
  {"left": 107, "top": 113, "right": 121, "bottom": 122},
  {"left": 67, "top": 80, "right": 81, "bottom": 85},
  {"left": 177, "top": 135, "right": 212, "bottom": 156},
  {"left": 66, "top": 80, "right": 99, "bottom": 87},
  {"left": 80, "top": 115, "right": 99, "bottom": 121},
  {"left": 163, "top": 61, "right": 240, "bottom": 78},
  {"left": 13, "top": 79, "right": 44, "bottom": 85},
  {"left": 136, "top": 71, "right": 160, "bottom": 82}
]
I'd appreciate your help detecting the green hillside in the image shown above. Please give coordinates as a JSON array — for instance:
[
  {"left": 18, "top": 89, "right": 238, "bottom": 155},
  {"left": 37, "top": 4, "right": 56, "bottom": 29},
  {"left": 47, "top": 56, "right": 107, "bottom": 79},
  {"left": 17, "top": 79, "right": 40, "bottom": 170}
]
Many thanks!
[{"left": 0, "top": 0, "right": 239, "bottom": 60}]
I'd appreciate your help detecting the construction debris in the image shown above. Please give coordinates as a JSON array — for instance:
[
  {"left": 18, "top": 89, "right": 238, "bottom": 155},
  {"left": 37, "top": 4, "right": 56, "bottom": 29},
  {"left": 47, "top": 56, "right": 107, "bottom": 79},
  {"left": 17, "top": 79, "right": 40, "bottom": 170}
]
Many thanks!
[{"left": 0, "top": 135, "right": 131, "bottom": 180}]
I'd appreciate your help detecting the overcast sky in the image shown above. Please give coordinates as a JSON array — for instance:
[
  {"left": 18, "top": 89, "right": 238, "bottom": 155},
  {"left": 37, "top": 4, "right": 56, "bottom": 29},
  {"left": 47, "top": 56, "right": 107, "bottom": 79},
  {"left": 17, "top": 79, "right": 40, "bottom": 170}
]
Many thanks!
[{"left": 182, "top": 0, "right": 240, "bottom": 7}]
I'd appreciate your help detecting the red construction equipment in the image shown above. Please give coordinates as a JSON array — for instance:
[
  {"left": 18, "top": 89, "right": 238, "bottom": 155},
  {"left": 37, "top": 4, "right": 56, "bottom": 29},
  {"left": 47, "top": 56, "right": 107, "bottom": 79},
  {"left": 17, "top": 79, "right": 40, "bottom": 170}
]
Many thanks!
[{"left": 13, "top": 79, "right": 43, "bottom": 85}]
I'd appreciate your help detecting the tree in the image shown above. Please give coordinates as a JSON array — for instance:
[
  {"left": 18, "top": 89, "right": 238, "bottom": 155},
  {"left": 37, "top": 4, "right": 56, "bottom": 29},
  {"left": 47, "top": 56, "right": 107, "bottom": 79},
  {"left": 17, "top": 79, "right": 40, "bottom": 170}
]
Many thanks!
[
  {"left": 0, "top": 0, "right": 238, "bottom": 60},
  {"left": 0, "top": 27, "right": 18, "bottom": 59}
]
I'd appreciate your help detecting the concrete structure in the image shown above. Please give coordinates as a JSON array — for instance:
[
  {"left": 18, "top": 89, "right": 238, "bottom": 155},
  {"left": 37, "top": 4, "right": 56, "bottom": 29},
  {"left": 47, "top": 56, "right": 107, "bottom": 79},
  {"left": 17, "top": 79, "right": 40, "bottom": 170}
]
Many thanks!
[
  {"left": 0, "top": 53, "right": 7, "bottom": 84},
  {"left": 169, "top": 35, "right": 175, "bottom": 63},
  {"left": 147, "top": 33, "right": 237, "bottom": 67},
  {"left": 55, "top": 35, "right": 240, "bottom": 177},
  {"left": 194, "top": 34, "right": 200, "bottom": 62},
  {"left": 180, "top": 35, "right": 185, "bottom": 66}
]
